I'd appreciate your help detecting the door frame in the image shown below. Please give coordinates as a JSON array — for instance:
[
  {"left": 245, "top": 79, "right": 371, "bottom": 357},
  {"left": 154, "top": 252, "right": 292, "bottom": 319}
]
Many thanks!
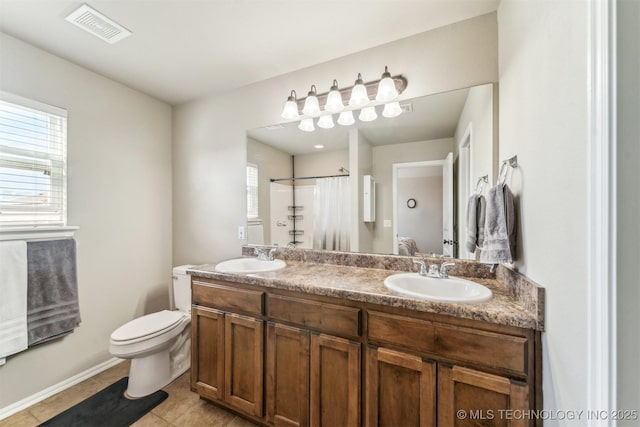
[
  {"left": 587, "top": 0, "right": 617, "bottom": 422},
  {"left": 458, "top": 124, "right": 474, "bottom": 260}
]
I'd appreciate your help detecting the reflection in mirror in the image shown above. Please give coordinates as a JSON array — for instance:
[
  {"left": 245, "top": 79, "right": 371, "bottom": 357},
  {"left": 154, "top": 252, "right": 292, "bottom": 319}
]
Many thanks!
[{"left": 246, "top": 83, "right": 497, "bottom": 259}]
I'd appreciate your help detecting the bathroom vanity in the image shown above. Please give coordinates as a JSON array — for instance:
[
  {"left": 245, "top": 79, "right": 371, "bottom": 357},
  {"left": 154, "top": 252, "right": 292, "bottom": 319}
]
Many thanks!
[{"left": 189, "top": 249, "right": 544, "bottom": 427}]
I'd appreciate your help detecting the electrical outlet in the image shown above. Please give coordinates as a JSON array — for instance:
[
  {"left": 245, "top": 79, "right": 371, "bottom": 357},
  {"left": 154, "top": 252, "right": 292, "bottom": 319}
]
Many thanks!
[
  {"left": 238, "top": 226, "right": 246, "bottom": 240},
  {"left": 383, "top": 220, "right": 392, "bottom": 228}
]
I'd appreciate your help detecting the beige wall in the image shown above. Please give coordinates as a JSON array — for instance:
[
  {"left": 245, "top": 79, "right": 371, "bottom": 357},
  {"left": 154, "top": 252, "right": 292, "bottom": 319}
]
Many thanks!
[
  {"left": 454, "top": 83, "right": 497, "bottom": 259},
  {"left": 0, "top": 34, "right": 172, "bottom": 407},
  {"left": 617, "top": 0, "right": 640, "bottom": 418},
  {"left": 498, "top": 0, "right": 588, "bottom": 420},
  {"left": 294, "top": 150, "right": 349, "bottom": 178},
  {"left": 349, "top": 129, "right": 375, "bottom": 253},
  {"left": 173, "top": 13, "right": 498, "bottom": 266},
  {"left": 454, "top": 84, "right": 496, "bottom": 181},
  {"left": 246, "top": 137, "right": 292, "bottom": 244},
  {"left": 371, "top": 138, "right": 453, "bottom": 254}
]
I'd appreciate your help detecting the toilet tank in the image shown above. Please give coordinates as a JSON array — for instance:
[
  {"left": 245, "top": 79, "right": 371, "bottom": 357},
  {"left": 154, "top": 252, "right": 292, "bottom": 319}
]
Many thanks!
[{"left": 172, "top": 265, "right": 194, "bottom": 312}]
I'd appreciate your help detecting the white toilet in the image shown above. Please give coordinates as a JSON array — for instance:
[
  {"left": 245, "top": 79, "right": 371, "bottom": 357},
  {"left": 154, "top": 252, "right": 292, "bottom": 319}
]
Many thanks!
[{"left": 109, "top": 265, "right": 194, "bottom": 398}]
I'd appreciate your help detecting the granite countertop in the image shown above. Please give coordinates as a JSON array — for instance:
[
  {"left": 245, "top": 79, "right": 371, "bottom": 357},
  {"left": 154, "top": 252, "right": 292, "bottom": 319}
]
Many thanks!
[{"left": 188, "top": 257, "right": 543, "bottom": 331}]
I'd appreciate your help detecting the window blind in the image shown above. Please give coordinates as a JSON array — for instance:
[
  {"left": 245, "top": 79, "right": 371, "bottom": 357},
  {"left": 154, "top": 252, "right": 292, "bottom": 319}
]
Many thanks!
[
  {"left": 0, "top": 92, "right": 67, "bottom": 227},
  {"left": 247, "top": 163, "right": 259, "bottom": 219}
]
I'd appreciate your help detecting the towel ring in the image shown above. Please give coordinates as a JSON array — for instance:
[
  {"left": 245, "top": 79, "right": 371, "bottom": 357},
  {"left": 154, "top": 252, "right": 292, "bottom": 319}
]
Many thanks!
[
  {"left": 497, "top": 155, "right": 518, "bottom": 185},
  {"left": 475, "top": 175, "right": 488, "bottom": 194}
]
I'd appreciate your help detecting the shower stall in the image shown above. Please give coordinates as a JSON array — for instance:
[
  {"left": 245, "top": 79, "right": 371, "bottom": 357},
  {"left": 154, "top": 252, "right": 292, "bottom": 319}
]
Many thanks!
[{"left": 270, "top": 170, "right": 350, "bottom": 251}]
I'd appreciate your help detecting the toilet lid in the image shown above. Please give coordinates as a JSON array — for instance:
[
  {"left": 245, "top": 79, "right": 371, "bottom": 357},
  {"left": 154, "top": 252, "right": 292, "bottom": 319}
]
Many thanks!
[{"left": 111, "top": 310, "right": 185, "bottom": 342}]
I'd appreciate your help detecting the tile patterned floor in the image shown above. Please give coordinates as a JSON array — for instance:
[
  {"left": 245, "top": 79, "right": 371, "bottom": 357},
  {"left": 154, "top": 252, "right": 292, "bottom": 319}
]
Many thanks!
[{"left": 0, "top": 361, "right": 258, "bottom": 427}]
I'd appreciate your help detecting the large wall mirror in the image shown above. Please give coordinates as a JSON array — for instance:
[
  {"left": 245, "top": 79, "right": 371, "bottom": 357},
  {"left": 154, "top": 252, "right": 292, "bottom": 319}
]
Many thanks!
[{"left": 246, "top": 83, "right": 498, "bottom": 260}]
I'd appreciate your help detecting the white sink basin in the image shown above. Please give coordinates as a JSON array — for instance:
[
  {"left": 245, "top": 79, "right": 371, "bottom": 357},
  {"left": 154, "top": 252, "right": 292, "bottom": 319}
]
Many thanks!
[
  {"left": 215, "top": 258, "right": 286, "bottom": 274},
  {"left": 383, "top": 273, "right": 492, "bottom": 304}
]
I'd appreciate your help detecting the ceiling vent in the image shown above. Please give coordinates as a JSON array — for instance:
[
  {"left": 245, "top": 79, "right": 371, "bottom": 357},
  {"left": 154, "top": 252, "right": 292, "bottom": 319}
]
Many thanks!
[
  {"left": 65, "top": 4, "right": 132, "bottom": 44},
  {"left": 400, "top": 103, "right": 413, "bottom": 113}
]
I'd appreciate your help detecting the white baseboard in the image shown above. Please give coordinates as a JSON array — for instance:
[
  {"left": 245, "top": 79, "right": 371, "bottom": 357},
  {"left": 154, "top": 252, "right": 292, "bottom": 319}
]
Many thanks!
[{"left": 0, "top": 357, "right": 123, "bottom": 420}]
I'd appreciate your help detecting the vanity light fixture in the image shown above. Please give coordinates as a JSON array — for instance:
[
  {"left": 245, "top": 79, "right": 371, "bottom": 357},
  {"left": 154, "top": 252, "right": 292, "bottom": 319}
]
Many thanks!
[
  {"left": 280, "top": 66, "right": 407, "bottom": 131},
  {"left": 359, "top": 106, "right": 378, "bottom": 122},
  {"left": 317, "top": 114, "right": 335, "bottom": 129},
  {"left": 382, "top": 101, "right": 402, "bottom": 118},
  {"left": 301, "top": 85, "right": 321, "bottom": 117},
  {"left": 375, "top": 66, "right": 399, "bottom": 102},
  {"left": 337, "top": 110, "right": 355, "bottom": 126},
  {"left": 325, "top": 80, "right": 345, "bottom": 113},
  {"left": 349, "top": 73, "right": 370, "bottom": 108},
  {"left": 280, "top": 90, "right": 299, "bottom": 119},
  {"left": 298, "top": 118, "right": 315, "bottom": 132}
]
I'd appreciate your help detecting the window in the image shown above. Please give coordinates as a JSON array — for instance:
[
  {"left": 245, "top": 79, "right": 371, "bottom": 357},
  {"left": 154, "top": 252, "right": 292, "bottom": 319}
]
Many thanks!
[
  {"left": 246, "top": 163, "right": 259, "bottom": 219},
  {"left": 0, "top": 92, "right": 67, "bottom": 227}
]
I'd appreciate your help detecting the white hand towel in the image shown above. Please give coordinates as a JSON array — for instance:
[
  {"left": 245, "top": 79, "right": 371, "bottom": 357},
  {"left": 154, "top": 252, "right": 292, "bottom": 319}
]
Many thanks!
[{"left": 0, "top": 241, "right": 28, "bottom": 359}]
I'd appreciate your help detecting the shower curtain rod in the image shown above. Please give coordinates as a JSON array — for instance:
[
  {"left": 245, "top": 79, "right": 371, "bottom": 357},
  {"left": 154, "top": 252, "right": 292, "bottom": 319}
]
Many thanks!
[{"left": 270, "top": 173, "right": 349, "bottom": 183}]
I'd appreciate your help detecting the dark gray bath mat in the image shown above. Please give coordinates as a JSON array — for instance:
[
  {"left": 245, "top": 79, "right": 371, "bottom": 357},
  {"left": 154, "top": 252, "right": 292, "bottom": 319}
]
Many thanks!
[{"left": 39, "top": 377, "right": 168, "bottom": 427}]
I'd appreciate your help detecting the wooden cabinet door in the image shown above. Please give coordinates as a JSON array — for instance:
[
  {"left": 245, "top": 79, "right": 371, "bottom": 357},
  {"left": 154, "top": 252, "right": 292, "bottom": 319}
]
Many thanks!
[
  {"left": 191, "top": 306, "right": 225, "bottom": 401},
  {"left": 365, "top": 346, "right": 436, "bottom": 427},
  {"left": 310, "top": 334, "right": 360, "bottom": 427},
  {"left": 224, "top": 313, "right": 264, "bottom": 417},
  {"left": 438, "top": 365, "right": 529, "bottom": 427},
  {"left": 266, "top": 322, "right": 310, "bottom": 427}
]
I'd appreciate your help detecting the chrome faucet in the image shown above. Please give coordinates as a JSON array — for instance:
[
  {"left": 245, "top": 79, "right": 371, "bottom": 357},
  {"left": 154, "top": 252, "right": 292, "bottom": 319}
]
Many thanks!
[
  {"left": 413, "top": 256, "right": 428, "bottom": 276},
  {"left": 414, "top": 256, "right": 455, "bottom": 278},
  {"left": 439, "top": 261, "right": 455, "bottom": 278},
  {"left": 254, "top": 247, "right": 276, "bottom": 261}
]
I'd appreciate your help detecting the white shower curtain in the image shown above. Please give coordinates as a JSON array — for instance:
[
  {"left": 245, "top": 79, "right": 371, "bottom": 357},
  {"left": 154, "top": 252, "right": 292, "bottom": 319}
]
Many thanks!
[{"left": 313, "top": 177, "right": 351, "bottom": 251}]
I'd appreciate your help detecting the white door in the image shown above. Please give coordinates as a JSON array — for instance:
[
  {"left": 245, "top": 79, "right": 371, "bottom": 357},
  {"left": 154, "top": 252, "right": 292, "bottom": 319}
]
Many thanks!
[{"left": 442, "top": 152, "right": 454, "bottom": 256}]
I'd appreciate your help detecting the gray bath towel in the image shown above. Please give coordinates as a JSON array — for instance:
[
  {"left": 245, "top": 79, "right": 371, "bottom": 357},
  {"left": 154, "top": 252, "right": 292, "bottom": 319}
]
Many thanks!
[
  {"left": 480, "top": 184, "right": 516, "bottom": 265},
  {"left": 465, "top": 195, "right": 486, "bottom": 253},
  {"left": 477, "top": 196, "right": 487, "bottom": 249},
  {"left": 27, "top": 239, "right": 81, "bottom": 346}
]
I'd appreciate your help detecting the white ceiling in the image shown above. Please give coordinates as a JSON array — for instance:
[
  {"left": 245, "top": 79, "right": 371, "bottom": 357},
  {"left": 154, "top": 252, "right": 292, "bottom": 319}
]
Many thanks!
[{"left": 0, "top": 0, "right": 499, "bottom": 105}]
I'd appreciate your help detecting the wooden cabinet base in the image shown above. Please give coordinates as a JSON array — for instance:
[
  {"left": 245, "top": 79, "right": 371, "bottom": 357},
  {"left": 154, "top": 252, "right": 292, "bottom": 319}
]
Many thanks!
[{"left": 191, "top": 277, "right": 541, "bottom": 427}]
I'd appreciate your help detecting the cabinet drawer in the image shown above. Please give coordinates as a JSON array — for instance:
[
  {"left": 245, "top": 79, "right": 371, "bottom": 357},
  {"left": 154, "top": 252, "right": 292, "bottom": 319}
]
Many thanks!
[
  {"left": 367, "top": 312, "right": 436, "bottom": 354},
  {"left": 368, "top": 311, "right": 528, "bottom": 375},
  {"left": 267, "top": 294, "right": 361, "bottom": 337},
  {"left": 434, "top": 324, "right": 528, "bottom": 375},
  {"left": 192, "top": 281, "right": 264, "bottom": 316}
]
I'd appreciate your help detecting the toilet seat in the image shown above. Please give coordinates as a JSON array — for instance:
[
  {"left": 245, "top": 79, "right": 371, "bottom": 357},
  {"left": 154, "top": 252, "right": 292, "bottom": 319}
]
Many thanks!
[{"left": 111, "top": 310, "right": 187, "bottom": 345}]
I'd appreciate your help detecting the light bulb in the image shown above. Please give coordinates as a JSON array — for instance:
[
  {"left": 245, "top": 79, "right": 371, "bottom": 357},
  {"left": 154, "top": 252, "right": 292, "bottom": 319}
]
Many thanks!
[
  {"left": 337, "top": 110, "right": 355, "bottom": 126},
  {"left": 325, "top": 80, "right": 344, "bottom": 113},
  {"left": 349, "top": 73, "right": 369, "bottom": 108},
  {"left": 281, "top": 90, "right": 299, "bottom": 119},
  {"left": 382, "top": 101, "right": 402, "bottom": 118},
  {"left": 302, "top": 85, "right": 321, "bottom": 117},
  {"left": 359, "top": 106, "right": 378, "bottom": 122},
  {"left": 317, "top": 115, "right": 334, "bottom": 129},
  {"left": 376, "top": 66, "right": 399, "bottom": 102},
  {"left": 298, "top": 118, "right": 315, "bottom": 132}
]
